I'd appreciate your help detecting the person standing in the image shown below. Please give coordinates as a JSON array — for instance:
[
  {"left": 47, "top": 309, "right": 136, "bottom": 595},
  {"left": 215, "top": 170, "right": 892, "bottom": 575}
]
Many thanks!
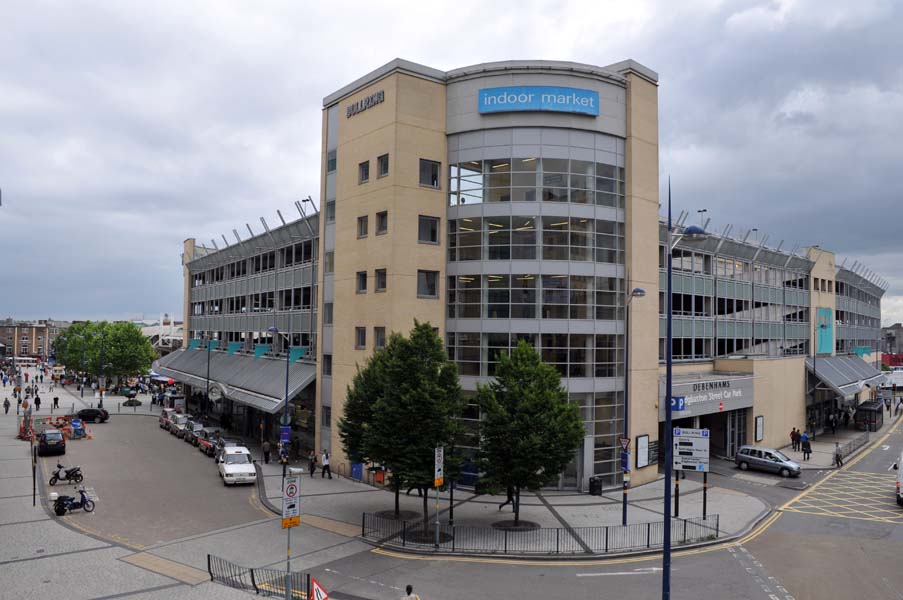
[
  {"left": 829, "top": 413, "right": 837, "bottom": 435},
  {"left": 2, "top": 398, "right": 9, "bottom": 414},
  {"left": 790, "top": 428, "right": 798, "bottom": 451},
  {"left": 307, "top": 450, "right": 317, "bottom": 477},
  {"left": 34, "top": 396, "right": 41, "bottom": 412},
  {"left": 321, "top": 450, "right": 332, "bottom": 479},
  {"left": 802, "top": 436, "right": 812, "bottom": 461},
  {"left": 53, "top": 396, "right": 59, "bottom": 409},
  {"left": 262, "top": 440, "right": 271, "bottom": 464},
  {"left": 834, "top": 442, "right": 844, "bottom": 468},
  {"left": 402, "top": 584, "right": 421, "bottom": 600}
]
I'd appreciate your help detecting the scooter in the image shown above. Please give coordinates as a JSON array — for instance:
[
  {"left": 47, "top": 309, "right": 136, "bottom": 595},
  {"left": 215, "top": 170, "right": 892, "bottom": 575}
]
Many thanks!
[
  {"left": 49, "top": 463, "right": 83, "bottom": 486},
  {"left": 53, "top": 488, "right": 95, "bottom": 515}
]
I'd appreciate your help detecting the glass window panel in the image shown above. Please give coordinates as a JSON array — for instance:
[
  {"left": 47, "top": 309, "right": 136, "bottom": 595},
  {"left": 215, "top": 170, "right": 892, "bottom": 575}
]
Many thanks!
[
  {"left": 512, "top": 157, "right": 539, "bottom": 171},
  {"left": 542, "top": 158, "right": 568, "bottom": 173}
]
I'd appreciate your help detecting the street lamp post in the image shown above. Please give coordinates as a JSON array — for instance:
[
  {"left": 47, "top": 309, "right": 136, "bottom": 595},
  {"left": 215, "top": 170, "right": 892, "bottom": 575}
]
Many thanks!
[
  {"left": 622, "top": 286, "right": 646, "bottom": 526},
  {"left": 662, "top": 183, "right": 708, "bottom": 600},
  {"left": 267, "top": 324, "right": 294, "bottom": 600},
  {"left": 98, "top": 326, "right": 107, "bottom": 409}
]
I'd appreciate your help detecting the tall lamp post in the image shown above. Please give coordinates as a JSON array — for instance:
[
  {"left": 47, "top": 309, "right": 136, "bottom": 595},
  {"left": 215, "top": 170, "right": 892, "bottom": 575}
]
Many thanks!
[
  {"left": 98, "top": 325, "right": 108, "bottom": 409},
  {"left": 662, "top": 183, "right": 708, "bottom": 600},
  {"left": 622, "top": 286, "right": 646, "bottom": 526}
]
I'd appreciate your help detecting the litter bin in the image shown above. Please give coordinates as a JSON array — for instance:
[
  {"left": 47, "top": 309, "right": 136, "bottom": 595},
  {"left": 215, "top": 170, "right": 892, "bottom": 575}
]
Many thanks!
[
  {"left": 589, "top": 475, "right": 604, "bottom": 496},
  {"left": 351, "top": 463, "right": 363, "bottom": 481}
]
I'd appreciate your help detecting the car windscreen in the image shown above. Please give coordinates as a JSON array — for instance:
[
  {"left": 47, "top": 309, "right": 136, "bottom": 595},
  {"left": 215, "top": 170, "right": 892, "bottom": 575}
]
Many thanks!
[
  {"left": 44, "top": 432, "right": 63, "bottom": 441},
  {"left": 225, "top": 454, "right": 252, "bottom": 465},
  {"left": 774, "top": 450, "right": 791, "bottom": 462}
]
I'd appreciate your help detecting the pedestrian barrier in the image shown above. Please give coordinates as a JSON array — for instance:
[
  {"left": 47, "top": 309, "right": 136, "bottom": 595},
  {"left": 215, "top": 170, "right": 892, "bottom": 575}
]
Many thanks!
[
  {"left": 207, "top": 554, "right": 310, "bottom": 599},
  {"left": 838, "top": 430, "right": 870, "bottom": 460},
  {"left": 361, "top": 512, "right": 720, "bottom": 555}
]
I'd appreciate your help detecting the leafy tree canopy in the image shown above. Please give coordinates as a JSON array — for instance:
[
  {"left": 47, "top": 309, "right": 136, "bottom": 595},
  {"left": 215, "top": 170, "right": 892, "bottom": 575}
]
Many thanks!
[{"left": 53, "top": 321, "right": 156, "bottom": 379}]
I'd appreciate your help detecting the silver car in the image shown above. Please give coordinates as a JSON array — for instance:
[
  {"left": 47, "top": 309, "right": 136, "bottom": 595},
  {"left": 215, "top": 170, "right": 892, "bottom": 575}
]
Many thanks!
[{"left": 735, "top": 445, "right": 801, "bottom": 478}]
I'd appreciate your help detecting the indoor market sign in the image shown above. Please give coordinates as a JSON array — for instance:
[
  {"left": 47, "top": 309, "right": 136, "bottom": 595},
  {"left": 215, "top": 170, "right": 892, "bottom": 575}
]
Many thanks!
[
  {"left": 478, "top": 86, "right": 600, "bottom": 116},
  {"left": 347, "top": 90, "right": 385, "bottom": 118}
]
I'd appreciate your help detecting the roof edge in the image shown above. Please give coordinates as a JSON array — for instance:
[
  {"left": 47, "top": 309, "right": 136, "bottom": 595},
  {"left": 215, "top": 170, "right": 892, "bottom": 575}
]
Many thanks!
[{"left": 323, "top": 58, "right": 446, "bottom": 107}]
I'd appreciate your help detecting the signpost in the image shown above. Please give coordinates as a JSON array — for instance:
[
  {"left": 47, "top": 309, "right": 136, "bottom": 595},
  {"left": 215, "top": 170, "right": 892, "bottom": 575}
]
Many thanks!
[
  {"left": 281, "top": 471, "right": 301, "bottom": 600},
  {"left": 434, "top": 446, "right": 444, "bottom": 549},
  {"left": 672, "top": 427, "right": 710, "bottom": 519}
]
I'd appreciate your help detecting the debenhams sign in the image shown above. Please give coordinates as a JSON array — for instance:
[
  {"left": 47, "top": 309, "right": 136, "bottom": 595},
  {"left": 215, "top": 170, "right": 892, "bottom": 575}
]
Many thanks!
[
  {"left": 347, "top": 90, "right": 385, "bottom": 118},
  {"left": 658, "top": 376, "right": 754, "bottom": 420}
]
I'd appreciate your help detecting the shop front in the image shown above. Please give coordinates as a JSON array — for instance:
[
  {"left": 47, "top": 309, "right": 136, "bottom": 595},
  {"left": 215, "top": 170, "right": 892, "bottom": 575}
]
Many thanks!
[
  {"left": 659, "top": 373, "right": 755, "bottom": 459},
  {"left": 806, "top": 355, "right": 886, "bottom": 434}
]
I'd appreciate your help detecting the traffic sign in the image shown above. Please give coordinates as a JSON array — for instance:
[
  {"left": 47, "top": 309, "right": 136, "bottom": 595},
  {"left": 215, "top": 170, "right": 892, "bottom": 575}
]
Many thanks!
[
  {"left": 620, "top": 450, "right": 631, "bottom": 472},
  {"left": 670, "top": 396, "right": 686, "bottom": 411},
  {"left": 279, "top": 413, "right": 291, "bottom": 426},
  {"left": 673, "top": 427, "right": 710, "bottom": 472},
  {"left": 619, "top": 436, "right": 630, "bottom": 450},
  {"left": 434, "top": 446, "right": 444, "bottom": 488},
  {"left": 280, "top": 425, "right": 291, "bottom": 444},
  {"left": 281, "top": 474, "right": 300, "bottom": 529},
  {"left": 310, "top": 577, "right": 329, "bottom": 600}
]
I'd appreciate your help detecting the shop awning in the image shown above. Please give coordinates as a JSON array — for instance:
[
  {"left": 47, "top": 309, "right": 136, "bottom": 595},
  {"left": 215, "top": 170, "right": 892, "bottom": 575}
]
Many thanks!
[
  {"left": 153, "top": 349, "right": 316, "bottom": 414},
  {"left": 806, "top": 355, "right": 885, "bottom": 399}
]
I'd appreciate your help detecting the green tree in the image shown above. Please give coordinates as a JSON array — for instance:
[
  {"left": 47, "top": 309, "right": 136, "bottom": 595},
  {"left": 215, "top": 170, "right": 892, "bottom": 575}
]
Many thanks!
[
  {"left": 476, "top": 340, "right": 585, "bottom": 525},
  {"left": 53, "top": 321, "right": 156, "bottom": 384},
  {"left": 339, "top": 321, "right": 462, "bottom": 528}
]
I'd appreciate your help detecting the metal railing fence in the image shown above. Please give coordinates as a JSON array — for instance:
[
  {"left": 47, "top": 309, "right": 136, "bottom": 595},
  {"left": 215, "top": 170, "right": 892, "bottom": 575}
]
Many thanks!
[{"left": 207, "top": 554, "right": 309, "bottom": 599}]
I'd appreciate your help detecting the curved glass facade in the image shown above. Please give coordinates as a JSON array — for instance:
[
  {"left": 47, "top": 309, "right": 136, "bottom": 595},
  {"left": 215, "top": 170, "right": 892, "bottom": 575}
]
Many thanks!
[{"left": 446, "top": 127, "right": 627, "bottom": 488}]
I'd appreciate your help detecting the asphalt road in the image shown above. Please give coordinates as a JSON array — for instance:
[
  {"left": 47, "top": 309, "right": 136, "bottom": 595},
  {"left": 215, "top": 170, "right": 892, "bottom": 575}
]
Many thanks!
[{"left": 39, "top": 413, "right": 271, "bottom": 549}]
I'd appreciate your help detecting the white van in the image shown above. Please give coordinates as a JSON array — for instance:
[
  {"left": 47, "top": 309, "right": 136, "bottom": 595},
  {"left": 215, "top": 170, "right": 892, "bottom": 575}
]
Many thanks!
[
  {"left": 895, "top": 453, "right": 903, "bottom": 507},
  {"left": 217, "top": 446, "right": 256, "bottom": 486}
]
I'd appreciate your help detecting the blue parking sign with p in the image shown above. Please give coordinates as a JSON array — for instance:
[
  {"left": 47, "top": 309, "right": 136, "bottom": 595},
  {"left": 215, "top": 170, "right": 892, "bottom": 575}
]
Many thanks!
[{"left": 671, "top": 396, "right": 686, "bottom": 411}]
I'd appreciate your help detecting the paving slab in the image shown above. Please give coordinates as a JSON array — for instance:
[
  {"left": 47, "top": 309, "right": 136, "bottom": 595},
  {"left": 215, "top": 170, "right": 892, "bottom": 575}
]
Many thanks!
[{"left": 0, "top": 518, "right": 109, "bottom": 561}]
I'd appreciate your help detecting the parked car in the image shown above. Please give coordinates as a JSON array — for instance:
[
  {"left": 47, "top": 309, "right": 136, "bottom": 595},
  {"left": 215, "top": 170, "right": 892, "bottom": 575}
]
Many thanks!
[
  {"left": 217, "top": 446, "right": 256, "bottom": 485},
  {"left": 38, "top": 429, "right": 66, "bottom": 456},
  {"left": 159, "top": 408, "right": 177, "bottom": 429},
  {"left": 123, "top": 398, "right": 142, "bottom": 407},
  {"left": 170, "top": 414, "right": 190, "bottom": 437},
  {"left": 735, "top": 445, "right": 801, "bottom": 478},
  {"left": 76, "top": 408, "right": 109, "bottom": 423},
  {"left": 212, "top": 436, "right": 244, "bottom": 461},
  {"left": 183, "top": 421, "right": 206, "bottom": 444},
  {"left": 196, "top": 428, "right": 223, "bottom": 453},
  {"left": 894, "top": 453, "right": 903, "bottom": 507}
]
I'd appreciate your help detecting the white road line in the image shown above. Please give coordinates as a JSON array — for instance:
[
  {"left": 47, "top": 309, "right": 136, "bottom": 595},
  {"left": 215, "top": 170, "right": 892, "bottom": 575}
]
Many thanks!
[{"left": 576, "top": 568, "right": 664, "bottom": 577}]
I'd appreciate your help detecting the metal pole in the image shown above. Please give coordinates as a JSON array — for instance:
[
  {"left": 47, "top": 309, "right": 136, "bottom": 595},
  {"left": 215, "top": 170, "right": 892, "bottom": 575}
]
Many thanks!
[
  {"left": 80, "top": 337, "right": 85, "bottom": 398},
  {"left": 285, "top": 524, "right": 292, "bottom": 600},
  {"left": 662, "top": 182, "right": 674, "bottom": 600},
  {"left": 205, "top": 336, "right": 211, "bottom": 420},
  {"left": 99, "top": 328, "right": 105, "bottom": 409},
  {"left": 449, "top": 480, "right": 455, "bottom": 527},
  {"left": 434, "top": 483, "right": 440, "bottom": 549},
  {"left": 623, "top": 299, "right": 631, "bottom": 526},
  {"left": 674, "top": 470, "right": 680, "bottom": 518},
  {"left": 702, "top": 472, "right": 708, "bottom": 519}
]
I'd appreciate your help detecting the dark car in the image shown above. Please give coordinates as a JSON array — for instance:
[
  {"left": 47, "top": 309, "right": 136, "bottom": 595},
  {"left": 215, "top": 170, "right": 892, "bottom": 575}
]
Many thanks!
[
  {"left": 213, "top": 437, "right": 243, "bottom": 462},
  {"left": 76, "top": 408, "right": 110, "bottom": 423},
  {"left": 38, "top": 429, "right": 66, "bottom": 456}
]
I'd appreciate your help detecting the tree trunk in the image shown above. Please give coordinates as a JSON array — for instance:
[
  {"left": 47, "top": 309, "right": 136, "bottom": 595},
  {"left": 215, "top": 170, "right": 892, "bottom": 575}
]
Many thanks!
[
  {"left": 422, "top": 487, "right": 430, "bottom": 534},
  {"left": 394, "top": 477, "right": 400, "bottom": 518},
  {"left": 514, "top": 486, "right": 521, "bottom": 526}
]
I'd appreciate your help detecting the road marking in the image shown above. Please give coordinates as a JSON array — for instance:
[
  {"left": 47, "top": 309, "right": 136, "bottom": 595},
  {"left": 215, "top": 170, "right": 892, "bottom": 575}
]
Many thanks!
[
  {"left": 120, "top": 552, "right": 209, "bottom": 585},
  {"left": 576, "top": 567, "right": 663, "bottom": 577}
]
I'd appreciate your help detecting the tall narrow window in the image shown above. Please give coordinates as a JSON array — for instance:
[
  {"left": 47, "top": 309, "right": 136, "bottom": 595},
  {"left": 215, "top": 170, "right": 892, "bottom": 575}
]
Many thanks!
[
  {"left": 322, "top": 354, "right": 332, "bottom": 376},
  {"left": 375, "top": 268, "right": 387, "bottom": 292},
  {"left": 323, "top": 302, "right": 333, "bottom": 325},
  {"left": 359, "top": 160, "right": 370, "bottom": 184},
  {"left": 418, "top": 216, "right": 440, "bottom": 244},
  {"left": 326, "top": 200, "right": 336, "bottom": 223},
  {"left": 355, "top": 327, "right": 366, "bottom": 349},
  {"left": 417, "top": 270, "right": 439, "bottom": 298},
  {"left": 356, "top": 271, "right": 367, "bottom": 293},
  {"left": 374, "top": 327, "right": 386, "bottom": 348},
  {"left": 324, "top": 251, "right": 334, "bottom": 274},
  {"left": 357, "top": 215, "right": 368, "bottom": 238},
  {"left": 419, "top": 159, "right": 441, "bottom": 188},
  {"left": 376, "top": 211, "right": 388, "bottom": 234},
  {"left": 377, "top": 154, "right": 389, "bottom": 177},
  {"left": 326, "top": 150, "right": 337, "bottom": 173}
]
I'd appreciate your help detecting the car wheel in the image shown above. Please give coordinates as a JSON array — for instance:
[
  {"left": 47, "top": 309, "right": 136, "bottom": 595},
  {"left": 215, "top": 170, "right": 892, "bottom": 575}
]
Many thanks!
[
  {"left": 780, "top": 468, "right": 791, "bottom": 478},
  {"left": 83, "top": 500, "right": 95, "bottom": 512},
  {"left": 223, "top": 479, "right": 228, "bottom": 487},
  {"left": 49, "top": 476, "right": 58, "bottom": 486},
  {"left": 738, "top": 461, "right": 749, "bottom": 471}
]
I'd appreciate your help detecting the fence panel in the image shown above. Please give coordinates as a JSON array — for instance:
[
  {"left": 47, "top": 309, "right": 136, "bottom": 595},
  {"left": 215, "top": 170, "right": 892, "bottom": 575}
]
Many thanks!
[{"left": 207, "top": 554, "right": 308, "bottom": 599}]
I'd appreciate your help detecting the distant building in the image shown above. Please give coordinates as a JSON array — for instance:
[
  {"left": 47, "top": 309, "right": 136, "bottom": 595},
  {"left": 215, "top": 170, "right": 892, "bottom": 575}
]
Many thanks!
[
  {"left": 883, "top": 323, "right": 901, "bottom": 355},
  {"left": 0, "top": 318, "right": 70, "bottom": 360},
  {"left": 140, "top": 314, "right": 184, "bottom": 357}
]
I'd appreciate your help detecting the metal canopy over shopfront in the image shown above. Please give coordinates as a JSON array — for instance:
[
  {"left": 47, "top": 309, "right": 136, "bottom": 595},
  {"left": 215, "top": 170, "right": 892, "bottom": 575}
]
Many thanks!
[
  {"left": 154, "top": 349, "right": 316, "bottom": 413},
  {"left": 806, "top": 355, "right": 885, "bottom": 400}
]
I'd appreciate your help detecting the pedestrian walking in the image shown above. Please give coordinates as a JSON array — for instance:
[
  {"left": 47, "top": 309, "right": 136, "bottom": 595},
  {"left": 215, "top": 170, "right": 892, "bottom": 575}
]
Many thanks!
[
  {"left": 793, "top": 428, "right": 801, "bottom": 451},
  {"left": 843, "top": 410, "right": 850, "bottom": 428},
  {"left": 3, "top": 398, "right": 9, "bottom": 414},
  {"left": 402, "top": 584, "right": 421, "bottom": 600},
  {"left": 308, "top": 450, "right": 317, "bottom": 477},
  {"left": 829, "top": 414, "right": 837, "bottom": 435},
  {"left": 790, "top": 428, "right": 798, "bottom": 451},
  {"left": 262, "top": 440, "right": 271, "bottom": 464},
  {"left": 39, "top": 374, "right": 43, "bottom": 384},
  {"left": 802, "top": 437, "right": 812, "bottom": 461},
  {"left": 53, "top": 396, "right": 59, "bottom": 409},
  {"left": 498, "top": 486, "right": 515, "bottom": 511},
  {"left": 34, "top": 396, "right": 41, "bottom": 412},
  {"left": 834, "top": 442, "right": 844, "bottom": 468},
  {"left": 321, "top": 450, "right": 332, "bottom": 479}
]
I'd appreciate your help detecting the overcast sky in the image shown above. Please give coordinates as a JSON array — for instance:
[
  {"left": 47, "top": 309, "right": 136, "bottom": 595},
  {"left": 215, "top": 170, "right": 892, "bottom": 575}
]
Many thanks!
[{"left": 1, "top": 0, "right": 901, "bottom": 326}]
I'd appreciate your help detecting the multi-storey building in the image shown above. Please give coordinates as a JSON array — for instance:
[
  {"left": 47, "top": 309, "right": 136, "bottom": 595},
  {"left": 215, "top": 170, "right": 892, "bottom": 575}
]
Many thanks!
[
  {"left": 166, "top": 58, "right": 887, "bottom": 492},
  {"left": 0, "top": 318, "right": 69, "bottom": 360}
]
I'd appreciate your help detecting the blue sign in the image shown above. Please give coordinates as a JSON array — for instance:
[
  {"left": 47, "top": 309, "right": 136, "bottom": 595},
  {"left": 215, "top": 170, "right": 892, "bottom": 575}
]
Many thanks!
[
  {"left": 620, "top": 450, "right": 631, "bottom": 473},
  {"left": 280, "top": 425, "right": 291, "bottom": 444},
  {"left": 671, "top": 396, "right": 686, "bottom": 411},
  {"left": 478, "top": 86, "right": 600, "bottom": 116}
]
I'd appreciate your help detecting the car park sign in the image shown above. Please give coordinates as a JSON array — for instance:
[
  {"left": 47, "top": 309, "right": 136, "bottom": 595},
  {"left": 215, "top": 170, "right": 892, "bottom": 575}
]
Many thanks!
[{"left": 673, "top": 427, "right": 710, "bottom": 472}]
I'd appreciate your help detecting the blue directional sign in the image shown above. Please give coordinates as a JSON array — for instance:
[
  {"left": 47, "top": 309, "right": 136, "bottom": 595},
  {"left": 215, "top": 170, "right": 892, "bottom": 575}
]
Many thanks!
[
  {"left": 671, "top": 396, "right": 686, "bottom": 411},
  {"left": 620, "top": 450, "right": 631, "bottom": 473},
  {"left": 280, "top": 425, "right": 291, "bottom": 444}
]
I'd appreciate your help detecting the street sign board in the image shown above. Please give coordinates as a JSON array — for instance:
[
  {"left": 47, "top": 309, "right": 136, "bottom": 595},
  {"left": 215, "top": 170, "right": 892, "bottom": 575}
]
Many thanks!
[
  {"left": 280, "top": 425, "right": 291, "bottom": 444},
  {"left": 673, "top": 427, "right": 710, "bottom": 472},
  {"left": 619, "top": 436, "right": 630, "bottom": 450},
  {"left": 620, "top": 450, "right": 630, "bottom": 472},
  {"left": 281, "top": 475, "right": 300, "bottom": 529},
  {"left": 671, "top": 396, "right": 686, "bottom": 411},
  {"left": 434, "top": 446, "right": 444, "bottom": 488},
  {"left": 310, "top": 577, "right": 329, "bottom": 600}
]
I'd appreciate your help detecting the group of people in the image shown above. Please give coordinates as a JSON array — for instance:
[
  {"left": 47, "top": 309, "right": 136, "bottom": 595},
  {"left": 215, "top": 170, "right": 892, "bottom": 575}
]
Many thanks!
[
  {"left": 260, "top": 440, "right": 332, "bottom": 479},
  {"left": 789, "top": 427, "right": 813, "bottom": 461}
]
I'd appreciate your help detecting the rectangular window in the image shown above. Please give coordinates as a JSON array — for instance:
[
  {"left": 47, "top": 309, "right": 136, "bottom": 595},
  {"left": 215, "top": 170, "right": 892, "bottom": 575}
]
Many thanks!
[
  {"left": 419, "top": 159, "right": 441, "bottom": 188},
  {"left": 357, "top": 215, "right": 368, "bottom": 238},
  {"left": 326, "top": 200, "right": 336, "bottom": 223},
  {"left": 326, "top": 150, "right": 337, "bottom": 173},
  {"left": 323, "top": 302, "right": 333, "bottom": 325},
  {"left": 355, "top": 327, "right": 366, "bottom": 349},
  {"left": 359, "top": 160, "right": 370, "bottom": 184},
  {"left": 375, "top": 268, "right": 387, "bottom": 292},
  {"left": 324, "top": 251, "right": 334, "bottom": 274},
  {"left": 322, "top": 354, "right": 332, "bottom": 376},
  {"left": 356, "top": 271, "right": 367, "bottom": 293},
  {"left": 418, "top": 215, "right": 440, "bottom": 244},
  {"left": 321, "top": 406, "right": 332, "bottom": 428},
  {"left": 377, "top": 153, "right": 389, "bottom": 177},
  {"left": 376, "top": 211, "right": 388, "bottom": 234},
  {"left": 417, "top": 270, "right": 439, "bottom": 298},
  {"left": 374, "top": 327, "right": 386, "bottom": 348}
]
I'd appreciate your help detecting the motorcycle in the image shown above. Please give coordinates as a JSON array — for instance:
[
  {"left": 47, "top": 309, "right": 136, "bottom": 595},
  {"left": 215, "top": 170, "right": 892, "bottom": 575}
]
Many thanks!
[
  {"left": 53, "top": 488, "right": 95, "bottom": 516},
  {"left": 49, "top": 463, "right": 83, "bottom": 486}
]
